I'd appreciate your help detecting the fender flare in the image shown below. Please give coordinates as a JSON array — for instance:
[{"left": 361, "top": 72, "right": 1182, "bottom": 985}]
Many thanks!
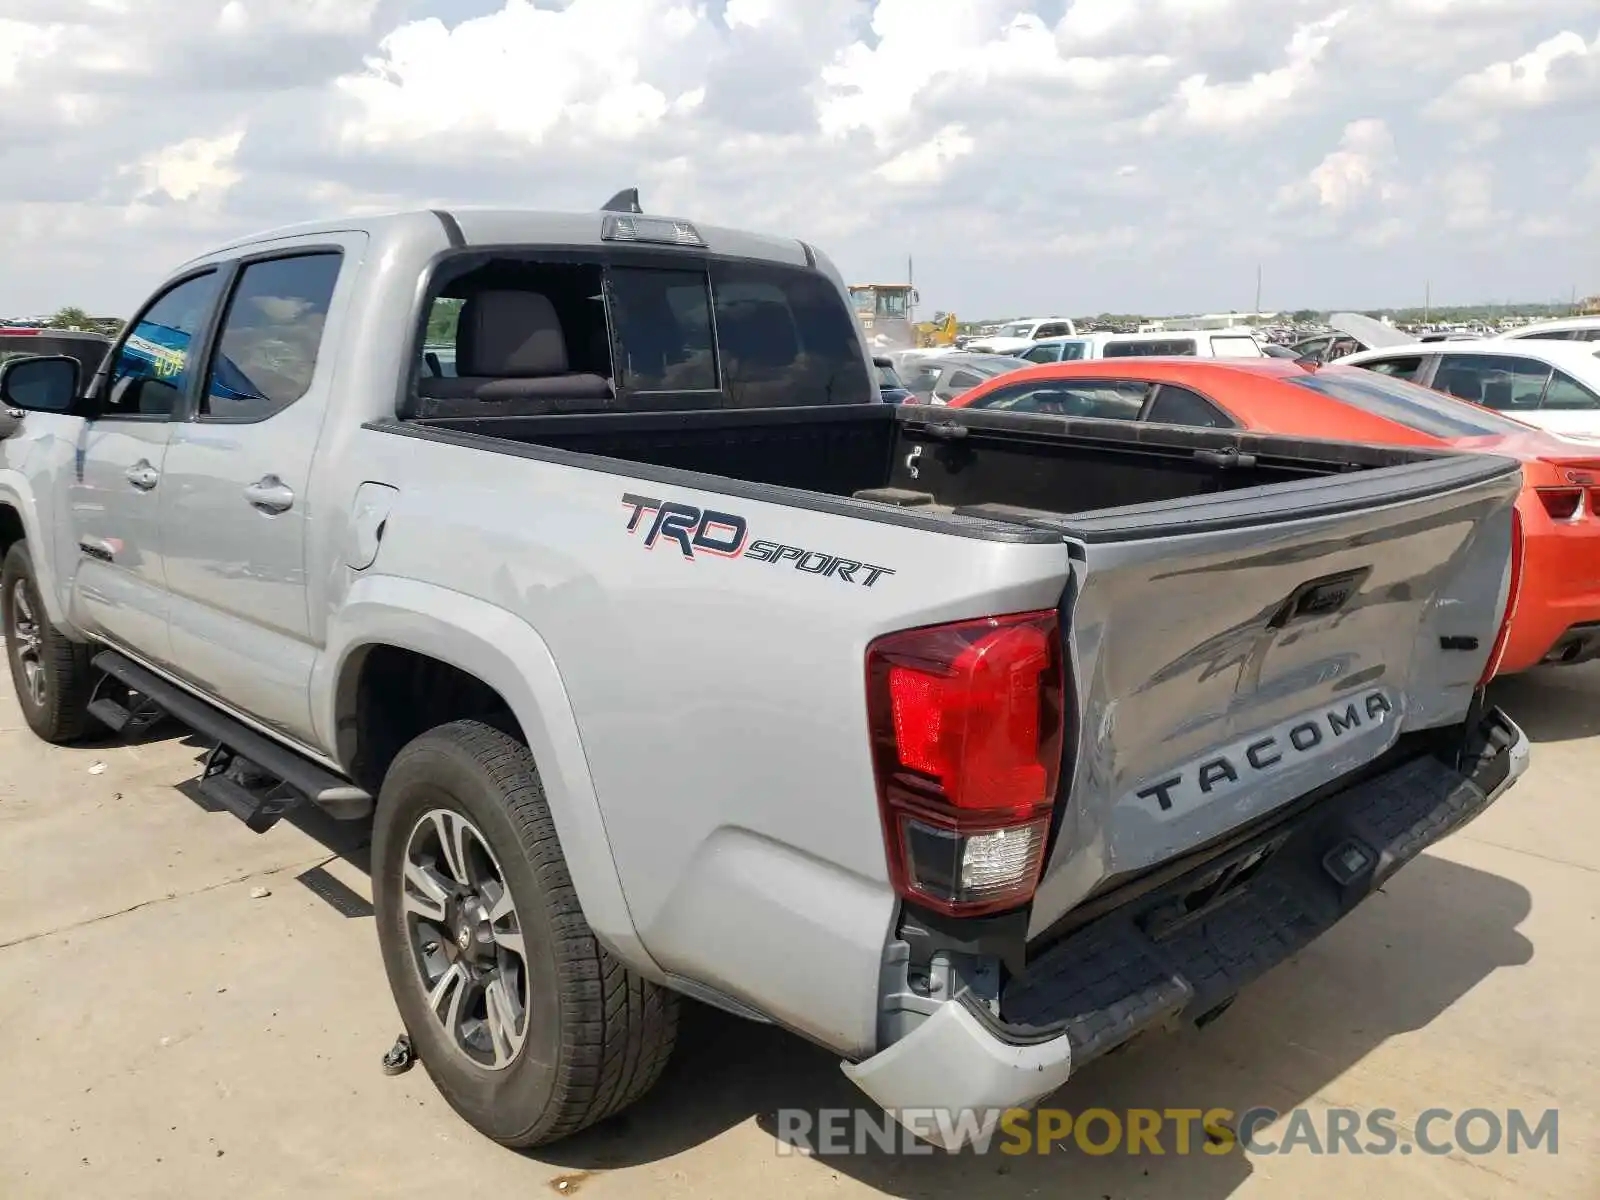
[
  {"left": 0, "top": 470, "right": 72, "bottom": 628},
  {"left": 313, "top": 574, "right": 662, "bottom": 979}
]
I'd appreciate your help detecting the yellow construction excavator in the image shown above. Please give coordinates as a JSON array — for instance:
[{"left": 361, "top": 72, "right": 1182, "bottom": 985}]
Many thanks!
[{"left": 848, "top": 283, "right": 957, "bottom": 351}]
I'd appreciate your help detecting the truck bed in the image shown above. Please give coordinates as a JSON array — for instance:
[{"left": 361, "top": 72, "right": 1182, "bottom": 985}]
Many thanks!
[{"left": 386, "top": 401, "right": 1473, "bottom": 541}]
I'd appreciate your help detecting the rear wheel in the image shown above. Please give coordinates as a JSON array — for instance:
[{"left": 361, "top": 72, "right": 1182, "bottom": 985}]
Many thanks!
[
  {"left": 371, "top": 719, "right": 679, "bottom": 1146},
  {"left": 2, "top": 542, "right": 97, "bottom": 744}
]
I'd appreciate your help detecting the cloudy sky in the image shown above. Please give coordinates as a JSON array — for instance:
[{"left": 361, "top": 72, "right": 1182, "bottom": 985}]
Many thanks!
[{"left": 1, "top": 0, "right": 1597, "bottom": 319}]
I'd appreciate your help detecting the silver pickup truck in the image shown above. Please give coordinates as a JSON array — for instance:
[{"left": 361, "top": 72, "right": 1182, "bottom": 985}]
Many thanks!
[{"left": 0, "top": 199, "right": 1529, "bottom": 1151}]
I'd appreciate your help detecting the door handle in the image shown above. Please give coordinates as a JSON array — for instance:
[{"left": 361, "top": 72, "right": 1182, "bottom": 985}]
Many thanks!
[
  {"left": 245, "top": 475, "right": 294, "bottom": 514},
  {"left": 125, "top": 461, "right": 160, "bottom": 490}
]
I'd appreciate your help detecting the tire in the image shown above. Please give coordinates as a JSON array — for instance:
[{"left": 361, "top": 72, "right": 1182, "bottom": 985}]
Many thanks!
[
  {"left": 2, "top": 542, "right": 98, "bottom": 744},
  {"left": 371, "top": 719, "right": 679, "bottom": 1147}
]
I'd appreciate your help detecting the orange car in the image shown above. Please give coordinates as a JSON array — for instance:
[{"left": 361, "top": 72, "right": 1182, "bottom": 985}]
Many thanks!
[{"left": 949, "top": 358, "right": 1600, "bottom": 675}]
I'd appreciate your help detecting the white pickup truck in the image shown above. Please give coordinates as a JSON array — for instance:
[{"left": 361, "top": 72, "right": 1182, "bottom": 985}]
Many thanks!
[{"left": 0, "top": 198, "right": 1529, "bottom": 1150}]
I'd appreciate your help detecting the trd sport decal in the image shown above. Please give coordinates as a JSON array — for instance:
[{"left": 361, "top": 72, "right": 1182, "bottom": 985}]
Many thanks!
[{"left": 621, "top": 493, "right": 896, "bottom": 588}]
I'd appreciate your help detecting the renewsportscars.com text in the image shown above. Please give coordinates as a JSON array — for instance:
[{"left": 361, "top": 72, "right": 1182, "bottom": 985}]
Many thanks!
[{"left": 774, "top": 1106, "right": 1560, "bottom": 1157}]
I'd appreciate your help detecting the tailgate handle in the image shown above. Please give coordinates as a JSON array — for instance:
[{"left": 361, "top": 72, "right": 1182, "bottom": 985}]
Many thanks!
[{"left": 1269, "top": 567, "right": 1370, "bottom": 629}]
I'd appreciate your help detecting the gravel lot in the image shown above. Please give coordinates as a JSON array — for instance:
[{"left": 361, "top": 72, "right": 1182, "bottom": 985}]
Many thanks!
[{"left": 1, "top": 666, "right": 1596, "bottom": 1198}]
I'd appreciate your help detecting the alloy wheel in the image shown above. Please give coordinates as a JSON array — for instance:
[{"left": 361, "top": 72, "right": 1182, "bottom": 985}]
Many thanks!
[
  {"left": 9, "top": 579, "right": 45, "bottom": 708},
  {"left": 401, "top": 808, "right": 529, "bottom": 1071}
]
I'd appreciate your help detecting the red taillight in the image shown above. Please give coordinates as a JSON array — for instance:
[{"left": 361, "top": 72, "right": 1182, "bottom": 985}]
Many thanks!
[
  {"left": 1479, "top": 509, "right": 1525, "bottom": 684},
  {"left": 866, "top": 611, "right": 1065, "bottom": 917},
  {"left": 1536, "top": 487, "right": 1584, "bottom": 521}
]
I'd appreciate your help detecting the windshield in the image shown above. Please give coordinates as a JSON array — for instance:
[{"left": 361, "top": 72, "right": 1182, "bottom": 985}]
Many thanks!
[
  {"left": 996, "top": 322, "right": 1033, "bottom": 337},
  {"left": 1288, "top": 367, "right": 1539, "bottom": 439}
]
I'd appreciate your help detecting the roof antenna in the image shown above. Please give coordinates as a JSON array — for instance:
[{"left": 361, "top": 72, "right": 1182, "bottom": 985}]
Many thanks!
[{"left": 601, "top": 188, "right": 642, "bottom": 214}]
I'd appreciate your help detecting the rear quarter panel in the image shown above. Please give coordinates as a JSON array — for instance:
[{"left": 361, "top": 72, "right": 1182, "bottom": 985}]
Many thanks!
[{"left": 361, "top": 431, "right": 1072, "bottom": 1054}]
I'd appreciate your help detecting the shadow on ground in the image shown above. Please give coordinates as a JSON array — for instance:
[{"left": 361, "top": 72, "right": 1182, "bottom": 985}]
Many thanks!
[
  {"left": 526, "top": 854, "right": 1532, "bottom": 1200},
  {"left": 1488, "top": 661, "right": 1600, "bottom": 743},
  {"left": 111, "top": 694, "right": 1540, "bottom": 1199}
]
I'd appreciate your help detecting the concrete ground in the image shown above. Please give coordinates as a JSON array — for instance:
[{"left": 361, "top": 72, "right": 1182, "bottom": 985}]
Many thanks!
[{"left": 0, "top": 669, "right": 1596, "bottom": 1200}]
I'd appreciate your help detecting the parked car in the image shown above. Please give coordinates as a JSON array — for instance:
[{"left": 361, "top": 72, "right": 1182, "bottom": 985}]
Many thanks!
[
  {"left": 1501, "top": 316, "right": 1600, "bottom": 343},
  {"left": 1339, "top": 339, "right": 1600, "bottom": 439},
  {"left": 952, "top": 356, "right": 1597, "bottom": 674},
  {"left": 1016, "top": 329, "right": 1263, "bottom": 364},
  {"left": 1289, "top": 312, "right": 1420, "bottom": 363},
  {"left": 894, "top": 349, "right": 1026, "bottom": 403},
  {"left": 962, "top": 317, "right": 1077, "bottom": 355},
  {"left": 0, "top": 328, "right": 112, "bottom": 377},
  {"left": 0, "top": 204, "right": 1527, "bottom": 1153},
  {"left": 872, "top": 355, "right": 914, "bottom": 403}
]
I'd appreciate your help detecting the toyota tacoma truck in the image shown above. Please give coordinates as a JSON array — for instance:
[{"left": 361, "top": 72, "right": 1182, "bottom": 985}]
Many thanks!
[{"left": 0, "top": 196, "right": 1530, "bottom": 1151}]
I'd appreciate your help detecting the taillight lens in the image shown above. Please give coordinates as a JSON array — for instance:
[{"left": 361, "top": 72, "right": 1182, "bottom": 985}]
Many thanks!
[
  {"left": 1479, "top": 508, "right": 1525, "bottom": 684},
  {"left": 866, "top": 611, "right": 1065, "bottom": 917},
  {"left": 1537, "top": 487, "right": 1584, "bottom": 521}
]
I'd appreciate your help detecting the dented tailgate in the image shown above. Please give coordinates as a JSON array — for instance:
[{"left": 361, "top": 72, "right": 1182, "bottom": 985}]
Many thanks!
[{"left": 1028, "top": 452, "right": 1523, "bottom": 936}]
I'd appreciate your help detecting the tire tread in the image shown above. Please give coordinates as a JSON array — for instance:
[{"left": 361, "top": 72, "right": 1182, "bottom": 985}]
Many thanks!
[
  {"left": 2, "top": 542, "right": 97, "bottom": 743},
  {"left": 392, "top": 719, "right": 678, "bottom": 1146}
]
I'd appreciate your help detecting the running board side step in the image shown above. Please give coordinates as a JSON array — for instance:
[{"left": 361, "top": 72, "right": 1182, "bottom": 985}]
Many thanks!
[{"left": 92, "top": 651, "right": 373, "bottom": 830}]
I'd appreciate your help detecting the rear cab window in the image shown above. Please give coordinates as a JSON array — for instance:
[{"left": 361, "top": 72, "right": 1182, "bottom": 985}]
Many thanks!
[{"left": 411, "top": 251, "right": 872, "bottom": 416}]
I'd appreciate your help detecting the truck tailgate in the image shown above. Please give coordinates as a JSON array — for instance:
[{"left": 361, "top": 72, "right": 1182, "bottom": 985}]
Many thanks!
[{"left": 1027, "top": 452, "right": 1522, "bottom": 937}]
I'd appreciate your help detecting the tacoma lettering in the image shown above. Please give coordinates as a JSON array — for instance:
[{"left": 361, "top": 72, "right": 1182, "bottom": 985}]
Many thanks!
[{"left": 1132, "top": 690, "right": 1396, "bottom": 817}]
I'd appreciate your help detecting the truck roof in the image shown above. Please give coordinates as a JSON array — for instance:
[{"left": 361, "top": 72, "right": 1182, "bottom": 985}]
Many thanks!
[{"left": 184, "top": 207, "right": 815, "bottom": 273}]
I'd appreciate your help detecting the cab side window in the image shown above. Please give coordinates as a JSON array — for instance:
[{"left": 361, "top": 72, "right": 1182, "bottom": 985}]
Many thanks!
[
  {"left": 968, "top": 379, "right": 1148, "bottom": 419},
  {"left": 1145, "top": 384, "right": 1234, "bottom": 428},
  {"left": 202, "top": 253, "right": 343, "bottom": 422},
  {"left": 101, "top": 271, "right": 222, "bottom": 418},
  {"left": 1432, "top": 354, "right": 1551, "bottom": 411},
  {"left": 1362, "top": 355, "right": 1424, "bottom": 381},
  {"left": 1542, "top": 369, "right": 1600, "bottom": 410}
]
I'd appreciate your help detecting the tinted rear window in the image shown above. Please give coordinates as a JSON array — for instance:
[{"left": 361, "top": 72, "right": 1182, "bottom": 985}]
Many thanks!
[
  {"left": 610, "top": 266, "right": 718, "bottom": 392},
  {"left": 710, "top": 261, "right": 872, "bottom": 407},
  {"left": 1287, "top": 368, "right": 1536, "bottom": 438},
  {"left": 1104, "top": 338, "right": 1197, "bottom": 357}
]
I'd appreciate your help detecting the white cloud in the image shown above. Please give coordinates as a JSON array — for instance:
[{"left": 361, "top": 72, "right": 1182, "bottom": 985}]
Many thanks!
[
  {"left": 1281, "top": 117, "right": 1401, "bottom": 211},
  {"left": 127, "top": 131, "right": 246, "bottom": 204},
  {"left": 0, "top": 0, "right": 1596, "bottom": 320},
  {"left": 1145, "top": 10, "right": 1348, "bottom": 132},
  {"left": 335, "top": 1, "right": 709, "bottom": 148},
  {"left": 875, "top": 124, "right": 976, "bottom": 185},
  {"left": 1429, "top": 27, "right": 1600, "bottom": 119},
  {"left": 0, "top": 18, "right": 62, "bottom": 86}
]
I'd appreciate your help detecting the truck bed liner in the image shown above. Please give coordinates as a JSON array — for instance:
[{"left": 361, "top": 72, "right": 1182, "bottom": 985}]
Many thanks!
[{"left": 389, "top": 401, "right": 1504, "bottom": 543}]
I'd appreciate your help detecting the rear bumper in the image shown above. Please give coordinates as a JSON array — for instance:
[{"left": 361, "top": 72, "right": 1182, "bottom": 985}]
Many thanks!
[
  {"left": 1498, "top": 526, "right": 1600, "bottom": 673},
  {"left": 842, "top": 707, "right": 1528, "bottom": 1149}
]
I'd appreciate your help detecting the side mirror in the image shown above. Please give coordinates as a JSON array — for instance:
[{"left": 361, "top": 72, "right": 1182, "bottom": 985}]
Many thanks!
[{"left": 0, "top": 355, "right": 81, "bottom": 414}]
